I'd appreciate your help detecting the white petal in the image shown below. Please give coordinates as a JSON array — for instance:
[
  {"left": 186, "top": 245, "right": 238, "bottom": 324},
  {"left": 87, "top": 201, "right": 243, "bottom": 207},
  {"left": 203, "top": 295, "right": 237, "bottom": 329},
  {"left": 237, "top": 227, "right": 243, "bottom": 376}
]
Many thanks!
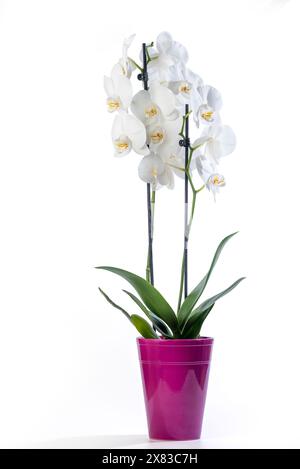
[
  {"left": 206, "top": 139, "right": 222, "bottom": 163},
  {"left": 104, "top": 76, "right": 115, "bottom": 97},
  {"left": 111, "top": 112, "right": 147, "bottom": 156},
  {"left": 131, "top": 90, "right": 159, "bottom": 125},
  {"left": 170, "top": 40, "right": 189, "bottom": 64},
  {"left": 138, "top": 153, "right": 164, "bottom": 184},
  {"left": 168, "top": 64, "right": 185, "bottom": 82},
  {"left": 192, "top": 136, "right": 209, "bottom": 154},
  {"left": 113, "top": 74, "right": 132, "bottom": 109},
  {"left": 207, "top": 86, "right": 222, "bottom": 111},
  {"left": 164, "top": 147, "right": 186, "bottom": 179},
  {"left": 156, "top": 32, "right": 189, "bottom": 65},
  {"left": 148, "top": 54, "right": 175, "bottom": 83},
  {"left": 154, "top": 118, "right": 181, "bottom": 158},
  {"left": 149, "top": 82, "right": 177, "bottom": 118},
  {"left": 133, "top": 143, "right": 150, "bottom": 156},
  {"left": 198, "top": 85, "right": 222, "bottom": 111},
  {"left": 197, "top": 84, "right": 208, "bottom": 103},
  {"left": 156, "top": 31, "right": 173, "bottom": 53},
  {"left": 158, "top": 165, "right": 175, "bottom": 189},
  {"left": 185, "top": 68, "right": 203, "bottom": 88},
  {"left": 195, "top": 157, "right": 217, "bottom": 185},
  {"left": 218, "top": 125, "right": 236, "bottom": 156},
  {"left": 120, "top": 34, "right": 136, "bottom": 77},
  {"left": 196, "top": 157, "right": 207, "bottom": 182},
  {"left": 164, "top": 118, "right": 181, "bottom": 143},
  {"left": 190, "top": 92, "right": 202, "bottom": 126},
  {"left": 205, "top": 125, "right": 236, "bottom": 159},
  {"left": 111, "top": 63, "right": 126, "bottom": 78},
  {"left": 123, "top": 113, "right": 147, "bottom": 150},
  {"left": 111, "top": 114, "right": 124, "bottom": 139},
  {"left": 123, "top": 34, "right": 135, "bottom": 56},
  {"left": 166, "top": 108, "right": 180, "bottom": 121}
]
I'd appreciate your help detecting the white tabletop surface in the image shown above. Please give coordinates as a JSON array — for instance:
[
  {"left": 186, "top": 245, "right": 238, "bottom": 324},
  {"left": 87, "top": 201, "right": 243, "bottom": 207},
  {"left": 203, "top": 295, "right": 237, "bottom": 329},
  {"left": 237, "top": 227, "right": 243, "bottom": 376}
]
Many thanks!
[{"left": 19, "top": 433, "right": 297, "bottom": 450}]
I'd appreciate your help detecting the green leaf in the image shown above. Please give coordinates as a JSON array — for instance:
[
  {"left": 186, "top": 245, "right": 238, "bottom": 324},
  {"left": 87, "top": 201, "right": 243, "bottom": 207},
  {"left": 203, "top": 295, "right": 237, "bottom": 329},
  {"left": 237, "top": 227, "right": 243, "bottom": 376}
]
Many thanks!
[
  {"left": 98, "top": 287, "right": 131, "bottom": 320},
  {"left": 178, "top": 232, "right": 238, "bottom": 327},
  {"left": 96, "top": 266, "right": 180, "bottom": 336},
  {"left": 98, "top": 287, "right": 158, "bottom": 339},
  {"left": 182, "top": 277, "right": 246, "bottom": 334},
  {"left": 123, "top": 289, "right": 173, "bottom": 338},
  {"left": 130, "top": 315, "right": 158, "bottom": 339},
  {"left": 181, "top": 304, "right": 215, "bottom": 339}
]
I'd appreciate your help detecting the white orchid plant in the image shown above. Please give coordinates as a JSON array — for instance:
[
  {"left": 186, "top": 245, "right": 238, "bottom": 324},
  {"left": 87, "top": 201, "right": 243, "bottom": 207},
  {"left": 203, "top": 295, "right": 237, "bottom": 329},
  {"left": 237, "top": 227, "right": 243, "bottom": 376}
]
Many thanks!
[{"left": 97, "top": 32, "right": 245, "bottom": 339}]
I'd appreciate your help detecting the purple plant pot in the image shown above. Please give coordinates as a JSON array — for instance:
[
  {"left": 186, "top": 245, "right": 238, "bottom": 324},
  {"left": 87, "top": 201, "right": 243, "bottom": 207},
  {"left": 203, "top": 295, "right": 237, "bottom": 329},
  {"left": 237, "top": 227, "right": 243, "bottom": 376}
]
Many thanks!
[{"left": 137, "top": 337, "right": 214, "bottom": 441}]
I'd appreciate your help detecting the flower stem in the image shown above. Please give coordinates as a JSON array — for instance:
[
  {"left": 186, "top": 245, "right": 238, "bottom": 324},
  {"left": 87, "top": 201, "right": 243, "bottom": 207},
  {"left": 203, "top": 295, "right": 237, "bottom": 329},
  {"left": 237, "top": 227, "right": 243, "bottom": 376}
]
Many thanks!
[
  {"left": 129, "top": 57, "right": 143, "bottom": 72},
  {"left": 177, "top": 188, "right": 197, "bottom": 312},
  {"left": 179, "top": 111, "right": 192, "bottom": 138},
  {"left": 176, "top": 138, "right": 207, "bottom": 311}
]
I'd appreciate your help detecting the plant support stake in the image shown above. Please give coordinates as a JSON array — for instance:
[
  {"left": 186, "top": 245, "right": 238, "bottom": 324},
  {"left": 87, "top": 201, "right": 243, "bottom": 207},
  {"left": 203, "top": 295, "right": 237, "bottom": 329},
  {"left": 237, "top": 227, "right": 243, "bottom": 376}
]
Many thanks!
[
  {"left": 180, "top": 104, "right": 190, "bottom": 298},
  {"left": 138, "top": 43, "right": 154, "bottom": 286}
]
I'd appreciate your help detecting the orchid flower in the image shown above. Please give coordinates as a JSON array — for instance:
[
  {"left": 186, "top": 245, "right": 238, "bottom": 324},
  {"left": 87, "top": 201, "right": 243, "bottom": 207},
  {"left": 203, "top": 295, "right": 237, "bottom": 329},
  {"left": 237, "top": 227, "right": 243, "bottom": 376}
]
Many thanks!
[
  {"left": 207, "top": 173, "right": 226, "bottom": 200},
  {"left": 197, "top": 85, "right": 222, "bottom": 126},
  {"left": 138, "top": 152, "right": 165, "bottom": 187},
  {"left": 111, "top": 111, "right": 149, "bottom": 157},
  {"left": 131, "top": 82, "right": 179, "bottom": 125},
  {"left": 196, "top": 158, "right": 225, "bottom": 200},
  {"left": 167, "top": 80, "right": 193, "bottom": 102},
  {"left": 167, "top": 68, "right": 204, "bottom": 122},
  {"left": 193, "top": 124, "right": 236, "bottom": 166},
  {"left": 138, "top": 145, "right": 185, "bottom": 190},
  {"left": 104, "top": 67, "right": 133, "bottom": 113},
  {"left": 147, "top": 117, "right": 181, "bottom": 158}
]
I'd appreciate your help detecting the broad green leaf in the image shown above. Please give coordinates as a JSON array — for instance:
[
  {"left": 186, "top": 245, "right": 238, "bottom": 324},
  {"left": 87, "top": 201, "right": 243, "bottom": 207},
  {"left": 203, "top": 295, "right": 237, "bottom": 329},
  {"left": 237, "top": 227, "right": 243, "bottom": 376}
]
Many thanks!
[
  {"left": 98, "top": 287, "right": 131, "bottom": 320},
  {"left": 123, "top": 290, "right": 173, "bottom": 338},
  {"left": 178, "top": 232, "right": 238, "bottom": 327},
  {"left": 182, "top": 277, "right": 246, "bottom": 334},
  {"left": 131, "top": 315, "right": 158, "bottom": 339},
  {"left": 181, "top": 304, "right": 215, "bottom": 339},
  {"left": 96, "top": 266, "right": 180, "bottom": 336}
]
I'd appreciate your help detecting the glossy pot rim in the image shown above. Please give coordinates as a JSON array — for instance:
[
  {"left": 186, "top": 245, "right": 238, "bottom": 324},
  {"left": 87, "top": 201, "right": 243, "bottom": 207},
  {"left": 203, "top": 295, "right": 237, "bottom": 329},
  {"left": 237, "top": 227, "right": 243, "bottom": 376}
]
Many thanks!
[{"left": 137, "top": 337, "right": 214, "bottom": 346}]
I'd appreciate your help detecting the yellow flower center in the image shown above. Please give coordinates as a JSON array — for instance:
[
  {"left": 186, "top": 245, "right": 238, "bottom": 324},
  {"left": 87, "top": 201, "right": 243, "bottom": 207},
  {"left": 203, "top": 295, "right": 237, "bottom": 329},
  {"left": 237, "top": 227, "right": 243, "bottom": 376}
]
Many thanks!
[
  {"left": 114, "top": 139, "right": 129, "bottom": 152},
  {"left": 107, "top": 98, "right": 120, "bottom": 112},
  {"left": 145, "top": 106, "right": 158, "bottom": 119},
  {"left": 201, "top": 110, "right": 214, "bottom": 121},
  {"left": 179, "top": 82, "right": 191, "bottom": 94},
  {"left": 151, "top": 168, "right": 158, "bottom": 177},
  {"left": 150, "top": 129, "right": 164, "bottom": 144},
  {"left": 211, "top": 175, "right": 225, "bottom": 186}
]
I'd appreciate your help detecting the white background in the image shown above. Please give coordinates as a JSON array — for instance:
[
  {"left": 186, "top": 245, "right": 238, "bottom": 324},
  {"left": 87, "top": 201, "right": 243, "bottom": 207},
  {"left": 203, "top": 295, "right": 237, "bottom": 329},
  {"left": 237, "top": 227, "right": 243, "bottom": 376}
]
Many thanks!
[{"left": 0, "top": 0, "right": 299, "bottom": 449}]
